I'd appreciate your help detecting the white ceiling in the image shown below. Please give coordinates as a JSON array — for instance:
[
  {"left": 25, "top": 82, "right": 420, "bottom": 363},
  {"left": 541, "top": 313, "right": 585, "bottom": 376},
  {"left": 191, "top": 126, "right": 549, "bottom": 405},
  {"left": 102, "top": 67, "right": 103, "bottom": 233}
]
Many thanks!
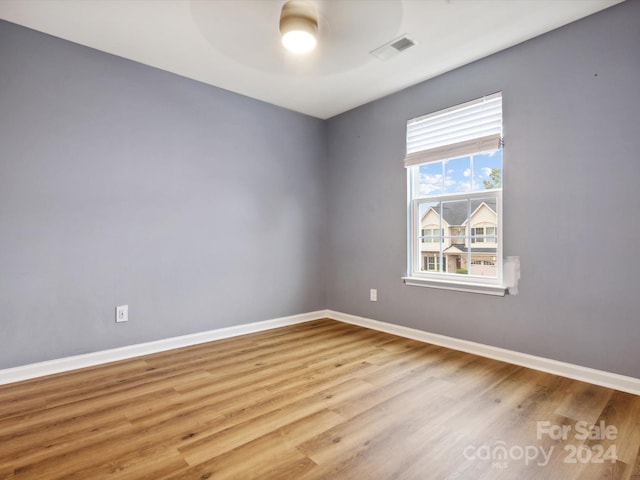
[{"left": 0, "top": 0, "right": 623, "bottom": 119}]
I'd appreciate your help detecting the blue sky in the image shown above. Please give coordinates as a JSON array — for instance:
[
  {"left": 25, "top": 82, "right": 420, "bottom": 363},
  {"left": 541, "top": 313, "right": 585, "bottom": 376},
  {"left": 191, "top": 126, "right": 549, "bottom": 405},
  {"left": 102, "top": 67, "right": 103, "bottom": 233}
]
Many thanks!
[{"left": 417, "top": 149, "right": 502, "bottom": 197}]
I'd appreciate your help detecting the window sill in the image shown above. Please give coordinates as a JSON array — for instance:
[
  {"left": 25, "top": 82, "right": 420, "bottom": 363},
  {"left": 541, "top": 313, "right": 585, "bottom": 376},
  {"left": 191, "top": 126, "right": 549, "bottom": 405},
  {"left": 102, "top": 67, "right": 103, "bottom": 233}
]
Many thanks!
[{"left": 402, "top": 276, "right": 507, "bottom": 296}]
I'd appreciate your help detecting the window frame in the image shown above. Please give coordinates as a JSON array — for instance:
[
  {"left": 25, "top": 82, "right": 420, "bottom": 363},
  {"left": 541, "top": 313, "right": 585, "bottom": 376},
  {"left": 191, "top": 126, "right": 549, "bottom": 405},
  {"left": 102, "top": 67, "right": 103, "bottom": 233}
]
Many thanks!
[
  {"left": 406, "top": 186, "right": 504, "bottom": 294},
  {"left": 402, "top": 93, "right": 507, "bottom": 296}
]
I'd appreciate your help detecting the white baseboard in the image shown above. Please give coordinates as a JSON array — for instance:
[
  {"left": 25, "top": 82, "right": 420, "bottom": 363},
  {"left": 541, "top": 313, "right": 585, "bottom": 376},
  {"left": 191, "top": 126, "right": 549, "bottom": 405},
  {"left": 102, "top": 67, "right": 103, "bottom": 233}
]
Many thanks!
[
  {"left": 328, "top": 310, "right": 640, "bottom": 396},
  {"left": 3, "top": 309, "right": 638, "bottom": 396},
  {"left": 0, "top": 310, "right": 329, "bottom": 386}
]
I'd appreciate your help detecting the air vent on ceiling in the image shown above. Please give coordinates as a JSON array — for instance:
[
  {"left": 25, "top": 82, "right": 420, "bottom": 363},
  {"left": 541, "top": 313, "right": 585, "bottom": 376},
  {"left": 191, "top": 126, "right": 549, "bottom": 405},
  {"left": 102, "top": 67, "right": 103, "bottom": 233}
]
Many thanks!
[{"left": 370, "top": 34, "right": 417, "bottom": 61}]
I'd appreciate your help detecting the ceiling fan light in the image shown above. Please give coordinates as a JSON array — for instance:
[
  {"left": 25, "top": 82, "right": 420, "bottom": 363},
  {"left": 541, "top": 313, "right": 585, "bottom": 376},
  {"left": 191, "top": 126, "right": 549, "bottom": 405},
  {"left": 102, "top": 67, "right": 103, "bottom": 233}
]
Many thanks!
[
  {"left": 281, "top": 28, "right": 317, "bottom": 54},
  {"left": 279, "top": 0, "right": 318, "bottom": 54}
]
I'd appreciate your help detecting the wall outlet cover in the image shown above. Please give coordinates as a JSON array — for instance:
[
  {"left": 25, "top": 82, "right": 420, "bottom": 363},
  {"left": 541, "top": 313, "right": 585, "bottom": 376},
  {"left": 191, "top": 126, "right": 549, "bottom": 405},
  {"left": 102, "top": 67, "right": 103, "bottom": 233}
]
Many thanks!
[{"left": 116, "top": 305, "right": 129, "bottom": 323}]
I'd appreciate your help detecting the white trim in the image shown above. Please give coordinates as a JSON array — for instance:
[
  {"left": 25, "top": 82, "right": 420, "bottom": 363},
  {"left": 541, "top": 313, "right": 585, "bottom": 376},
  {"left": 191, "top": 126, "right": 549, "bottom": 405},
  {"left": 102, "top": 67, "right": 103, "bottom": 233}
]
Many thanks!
[
  {"left": 0, "top": 310, "right": 329, "bottom": 386},
  {"left": 327, "top": 310, "right": 640, "bottom": 396},
  {"left": 3, "top": 309, "right": 638, "bottom": 396},
  {"left": 402, "top": 276, "right": 507, "bottom": 296}
]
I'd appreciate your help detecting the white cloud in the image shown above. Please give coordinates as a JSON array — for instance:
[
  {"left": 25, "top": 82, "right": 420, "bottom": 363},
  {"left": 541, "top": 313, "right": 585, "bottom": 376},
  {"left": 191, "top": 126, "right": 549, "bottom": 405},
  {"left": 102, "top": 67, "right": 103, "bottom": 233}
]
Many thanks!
[
  {"left": 456, "top": 181, "right": 472, "bottom": 193},
  {"left": 420, "top": 185, "right": 439, "bottom": 195},
  {"left": 419, "top": 173, "right": 442, "bottom": 195},
  {"left": 463, "top": 168, "right": 471, "bottom": 177}
]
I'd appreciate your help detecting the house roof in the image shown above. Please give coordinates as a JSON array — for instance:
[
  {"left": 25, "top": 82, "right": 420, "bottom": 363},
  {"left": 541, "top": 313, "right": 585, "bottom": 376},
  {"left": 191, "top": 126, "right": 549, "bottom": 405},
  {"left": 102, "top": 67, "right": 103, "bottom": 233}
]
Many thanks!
[{"left": 424, "top": 199, "right": 497, "bottom": 226}]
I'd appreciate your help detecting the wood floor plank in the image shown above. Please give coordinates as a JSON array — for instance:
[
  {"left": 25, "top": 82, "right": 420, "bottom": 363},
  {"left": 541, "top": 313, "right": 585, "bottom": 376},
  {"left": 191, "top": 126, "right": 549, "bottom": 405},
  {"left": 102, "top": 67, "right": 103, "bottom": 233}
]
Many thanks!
[
  {"left": 554, "top": 380, "right": 615, "bottom": 425},
  {"left": 587, "top": 390, "right": 640, "bottom": 464},
  {"left": 168, "top": 431, "right": 313, "bottom": 480},
  {"left": 631, "top": 445, "right": 640, "bottom": 480},
  {"left": 0, "top": 360, "right": 150, "bottom": 406},
  {"left": 0, "top": 409, "right": 131, "bottom": 469},
  {"left": 0, "top": 319, "right": 637, "bottom": 479},
  {"left": 0, "top": 465, "right": 14, "bottom": 480},
  {"left": 297, "top": 377, "right": 457, "bottom": 478},
  {"left": 0, "top": 397, "right": 47, "bottom": 424},
  {"left": 179, "top": 378, "right": 372, "bottom": 465}
]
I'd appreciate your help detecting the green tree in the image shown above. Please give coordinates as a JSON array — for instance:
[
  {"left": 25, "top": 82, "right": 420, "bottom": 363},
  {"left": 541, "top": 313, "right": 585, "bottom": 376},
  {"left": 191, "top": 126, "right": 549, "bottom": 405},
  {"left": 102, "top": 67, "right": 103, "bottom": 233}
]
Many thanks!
[{"left": 483, "top": 168, "right": 502, "bottom": 189}]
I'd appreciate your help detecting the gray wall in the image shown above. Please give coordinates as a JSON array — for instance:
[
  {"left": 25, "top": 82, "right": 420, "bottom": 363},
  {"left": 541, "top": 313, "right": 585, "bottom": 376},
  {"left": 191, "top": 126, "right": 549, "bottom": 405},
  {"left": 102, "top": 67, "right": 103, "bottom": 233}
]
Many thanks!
[
  {"left": 326, "top": 1, "right": 640, "bottom": 378},
  {"left": 0, "top": 20, "right": 327, "bottom": 369},
  {"left": 2, "top": 1, "right": 639, "bottom": 379}
]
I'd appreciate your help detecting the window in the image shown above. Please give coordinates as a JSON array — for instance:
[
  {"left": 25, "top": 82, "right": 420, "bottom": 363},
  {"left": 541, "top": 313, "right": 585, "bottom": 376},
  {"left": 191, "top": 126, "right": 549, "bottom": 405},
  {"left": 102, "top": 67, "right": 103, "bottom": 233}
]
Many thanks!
[
  {"left": 403, "top": 93, "right": 505, "bottom": 296},
  {"left": 471, "top": 227, "right": 484, "bottom": 243},
  {"left": 423, "top": 254, "right": 446, "bottom": 272},
  {"left": 420, "top": 228, "right": 444, "bottom": 243},
  {"left": 471, "top": 227, "right": 497, "bottom": 243},
  {"left": 425, "top": 256, "right": 436, "bottom": 271}
]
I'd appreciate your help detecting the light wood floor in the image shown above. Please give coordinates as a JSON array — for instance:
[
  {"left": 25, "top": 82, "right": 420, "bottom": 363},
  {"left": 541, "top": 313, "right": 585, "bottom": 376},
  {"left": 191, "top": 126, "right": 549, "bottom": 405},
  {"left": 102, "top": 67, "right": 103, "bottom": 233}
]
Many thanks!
[{"left": 1, "top": 319, "right": 639, "bottom": 479}]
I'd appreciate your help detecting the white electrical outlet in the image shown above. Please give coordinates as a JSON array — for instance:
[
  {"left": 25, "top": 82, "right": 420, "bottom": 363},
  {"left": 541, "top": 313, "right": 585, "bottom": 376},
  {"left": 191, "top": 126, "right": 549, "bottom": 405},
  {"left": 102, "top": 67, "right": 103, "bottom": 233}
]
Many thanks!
[
  {"left": 370, "top": 289, "right": 377, "bottom": 302},
  {"left": 116, "top": 305, "right": 128, "bottom": 323}
]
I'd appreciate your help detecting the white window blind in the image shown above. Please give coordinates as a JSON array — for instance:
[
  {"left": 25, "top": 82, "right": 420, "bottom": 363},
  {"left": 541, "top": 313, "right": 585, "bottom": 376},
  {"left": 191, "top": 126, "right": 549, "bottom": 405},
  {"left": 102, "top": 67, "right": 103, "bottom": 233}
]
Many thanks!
[{"left": 404, "top": 92, "right": 502, "bottom": 167}]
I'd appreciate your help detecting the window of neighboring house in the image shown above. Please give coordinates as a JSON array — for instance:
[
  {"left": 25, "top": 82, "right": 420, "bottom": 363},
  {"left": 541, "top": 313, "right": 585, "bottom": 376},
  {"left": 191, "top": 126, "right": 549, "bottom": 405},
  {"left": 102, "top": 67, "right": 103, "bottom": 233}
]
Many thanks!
[
  {"left": 421, "top": 228, "right": 444, "bottom": 243},
  {"left": 471, "top": 226, "right": 498, "bottom": 243},
  {"left": 423, "top": 254, "right": 446, "bottom": 272},
  {"left": 425, "top": 256, "right": 436, "bottom": 271},
  {"left": 403, "top": 92, "right": 506, "bottom": 296},
  {"left": 471, "top": 227, "right": 484, "bottom": 243}
]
